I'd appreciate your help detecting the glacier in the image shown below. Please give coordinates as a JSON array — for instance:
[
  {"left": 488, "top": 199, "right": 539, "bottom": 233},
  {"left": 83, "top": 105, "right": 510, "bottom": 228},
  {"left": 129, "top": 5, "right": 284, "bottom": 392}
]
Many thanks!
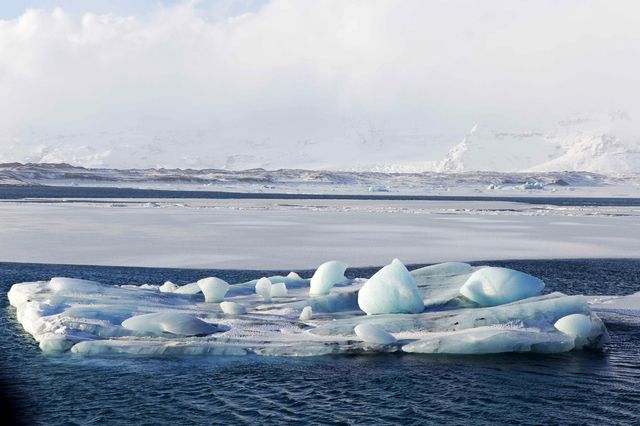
[{"left": 7, "top": 261, "right": 617, "bottom": 357}]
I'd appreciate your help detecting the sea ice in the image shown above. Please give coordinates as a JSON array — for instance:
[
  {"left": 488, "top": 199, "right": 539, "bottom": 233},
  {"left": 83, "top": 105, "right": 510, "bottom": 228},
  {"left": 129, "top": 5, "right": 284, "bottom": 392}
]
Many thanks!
[
  {"left": 220, "top": 301, "right": 246, "bottom": 315},
  {"left": 402, "top": 327, "right": 575, "bottom": 354},
  {"left": 173, "top": 282, "right": 203, "bottom": 295},
  {"left": 7, "top": 262, "right": 615, "bottom": 358},
  {"left": 159, "top": 281, "right": 179, "bottom": 293},
  {"left": 50, "top": 277, "right": 103, "bottom": 294},
  {"left": 460, "top": 267, "right": 544, "bottom": 306},
  {"left": 197, "top": 277, "right": 229, "bottom": 302},
  {"left": 122, "top": 312, "right": 219, "bottom": 336},
  {"left": 354, "top": 324, "right": 397, "bottom": 345},
  {"left": 358, "top": 259, "right": 424, "bottom": 315},
  {"left": 309, "top": 261, "right": 347, "bottom": 296},
  {"left": 411, "top": 262, "right": 473, "bottom": 278}
]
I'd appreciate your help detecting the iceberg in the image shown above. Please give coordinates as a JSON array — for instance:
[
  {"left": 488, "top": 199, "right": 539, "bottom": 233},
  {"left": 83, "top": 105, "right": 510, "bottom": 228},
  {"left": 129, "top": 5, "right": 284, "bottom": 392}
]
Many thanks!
[
  {"left": 255, "top": 277, "right": 272, "bottom": 302},
  {"left": 6, "top": 262, "right": 613, "bottom": 358},
  {"left": 358, "top": 259, "right": 424, "bottom": 315},
  {"left": 299, "top": 306, "right": 313, "bottom": 321},
  {"left": 309, "top": 261, "right": 347, "bottom": 296},
  {"left": 460, "top": 267, "right": 544, "bottom": 306},
  {"left": 270, "top": 282, "right": 288, "bottom": 298},
  {"left": 197, "top": 277, "right": 229, "bottom": 302}
]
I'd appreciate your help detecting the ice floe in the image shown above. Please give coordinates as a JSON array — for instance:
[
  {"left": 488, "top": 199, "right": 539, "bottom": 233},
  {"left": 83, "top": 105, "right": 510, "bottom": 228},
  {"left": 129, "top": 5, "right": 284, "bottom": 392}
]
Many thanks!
[{"left": 7, "top": 260, "right": 616, "bottom": 357}]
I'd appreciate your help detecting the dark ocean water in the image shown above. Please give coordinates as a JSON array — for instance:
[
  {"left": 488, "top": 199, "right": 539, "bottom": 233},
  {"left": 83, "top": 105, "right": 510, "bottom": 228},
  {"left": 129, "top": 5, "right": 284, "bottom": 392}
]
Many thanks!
[
  {"left": 1, "top": 259, "right": 639, "bottom": 425},
  {"left": 2, "top": 185, "right": 640, "bottom": 206}
]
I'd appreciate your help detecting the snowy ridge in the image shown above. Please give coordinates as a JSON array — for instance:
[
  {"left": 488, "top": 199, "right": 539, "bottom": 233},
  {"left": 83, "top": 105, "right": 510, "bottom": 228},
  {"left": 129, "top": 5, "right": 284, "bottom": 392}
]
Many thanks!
[
  {"left": 2, "top": 162, "right": 637, "bottom": 196},
  {"left": 437, "top": 114, "right": 640, "bottom": 175}
]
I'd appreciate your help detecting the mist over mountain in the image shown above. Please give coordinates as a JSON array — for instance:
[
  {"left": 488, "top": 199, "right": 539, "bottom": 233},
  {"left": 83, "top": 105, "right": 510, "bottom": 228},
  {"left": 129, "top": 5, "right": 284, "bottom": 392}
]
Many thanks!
[{"left": 2, "top": 2, "right": 640, "bottom": 173}]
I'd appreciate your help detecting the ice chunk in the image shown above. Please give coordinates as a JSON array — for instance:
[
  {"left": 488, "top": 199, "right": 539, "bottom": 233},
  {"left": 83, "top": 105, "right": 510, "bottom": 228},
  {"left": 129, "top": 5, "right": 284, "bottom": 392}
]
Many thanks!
[
  {"left": 220, "top": 301, "right": 246, "bottom": 315},
  {"left": 39, "top": 334, "right": 73, "bottom": 353},
  {"left": 354, "top": 324, "right": 397, "bottom": 345},
  {"left": 460, "top": 267, "right": 544, "bottom": 306},
  {"left": 411, "top": 262, "right": 473, "bottom": 278},
  {"left": 287, "top": 272, "right": 303, "bottom": 281},
  {"left": 289, "top": 291, "right": 359, "bottom": 314},
  {"left": 588, "top": 291, "right": 640, "bottom": 317},
  {"left": 313, "top": 293, "right": 590, "bottom": 337},
  {"left": 299, "top": 306, "right": 313, "bottom": 321},
  {"left": 71, "top": 340, "right": 247, "bottom": 356},
  {"left": 159, "top": 281, "right": 179, "bottom": 293},
  {"left": 197, "top": 277, "right": 229, "bottom": 302},
  {"left": 50, "top": 277, "right": 103, "bottom": 294},
  {"left": 357, "top": 259, "right": 424, "bottom": 315},
  {"left": 309, "top": 261, "right": 347, "bottom": 296},
  {"left": 554, "top": 313, "right": 592, "bottom": 338},
  {"left": 121, "top": 312, "right": 218, "bottom": 336},
  {"left": 270, "top": 282, "right": 288, "bottom": 298},
  {"left": 402, "top": 328, "right": 574, "bottom": 354},
  {"left": 255, "top": 277, "right": 272, "bottom": 302},
  {"left": 173, "top": 282, "right": 202, "bottom": 295}
]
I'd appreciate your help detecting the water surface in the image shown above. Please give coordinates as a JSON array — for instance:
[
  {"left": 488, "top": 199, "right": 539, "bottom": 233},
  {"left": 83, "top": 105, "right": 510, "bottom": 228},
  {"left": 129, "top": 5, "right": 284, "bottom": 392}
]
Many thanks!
[{"left": 1, "top": 259, "right": 639, "bottom": 425}]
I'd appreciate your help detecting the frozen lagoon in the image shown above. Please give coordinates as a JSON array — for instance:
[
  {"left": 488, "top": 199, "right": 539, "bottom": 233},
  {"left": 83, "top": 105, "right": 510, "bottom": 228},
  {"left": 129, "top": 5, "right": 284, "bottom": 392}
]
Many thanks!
[{"left": 0, "top": 197, "right": 639, "bottom": 269}]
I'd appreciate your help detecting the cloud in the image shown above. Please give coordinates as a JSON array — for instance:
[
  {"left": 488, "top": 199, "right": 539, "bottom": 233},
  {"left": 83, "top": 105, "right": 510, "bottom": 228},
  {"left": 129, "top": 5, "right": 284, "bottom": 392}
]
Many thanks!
[{"left": 1, "top": 0, "right": 640, "bottom": 169}]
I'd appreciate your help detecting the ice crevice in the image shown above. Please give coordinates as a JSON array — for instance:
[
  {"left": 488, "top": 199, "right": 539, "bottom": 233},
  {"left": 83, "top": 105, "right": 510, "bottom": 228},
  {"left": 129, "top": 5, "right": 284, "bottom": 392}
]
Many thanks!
[{"left": 6, "top": 259, "right": 620, "bottom": 357}]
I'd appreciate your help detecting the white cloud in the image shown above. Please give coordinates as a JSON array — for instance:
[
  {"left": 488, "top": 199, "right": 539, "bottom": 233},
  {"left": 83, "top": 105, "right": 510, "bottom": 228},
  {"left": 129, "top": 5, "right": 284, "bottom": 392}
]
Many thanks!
[{"left": 1, "top": 0, "right": 640, "bottom": 169}]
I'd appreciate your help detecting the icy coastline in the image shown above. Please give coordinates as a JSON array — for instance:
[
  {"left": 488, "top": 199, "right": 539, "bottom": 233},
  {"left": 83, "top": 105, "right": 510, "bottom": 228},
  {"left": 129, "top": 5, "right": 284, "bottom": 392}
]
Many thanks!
[{"left": 9, "top": 259, "right": 627, "bottom": 358}]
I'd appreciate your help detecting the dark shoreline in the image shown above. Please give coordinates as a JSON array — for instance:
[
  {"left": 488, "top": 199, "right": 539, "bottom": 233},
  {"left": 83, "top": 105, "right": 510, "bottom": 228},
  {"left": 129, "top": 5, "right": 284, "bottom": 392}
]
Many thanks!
[{"left": 2, "top": 184, "right": 640, "bottom": 206}]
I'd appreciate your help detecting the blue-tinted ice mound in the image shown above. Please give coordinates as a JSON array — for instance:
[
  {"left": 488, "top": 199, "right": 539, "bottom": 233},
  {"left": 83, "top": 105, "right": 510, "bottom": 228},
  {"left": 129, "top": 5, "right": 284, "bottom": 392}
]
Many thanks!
[
  {"left": 358, "top": 259, "right": 424, "bottom": 315},
  {"left": 460, "top": 267, "right": 544, "bottom": 306},
  {"left": 197, "top": 277, "right": 229, "bottom": 302},
  {"left": 309, "top": 261, "right": 347, "bottom": 296},
  {"left": 122, "top": 312, "right": 219, "bottom": 336},
  {"left": 354, "top": 324, "right": 397, "bottom": 345}
]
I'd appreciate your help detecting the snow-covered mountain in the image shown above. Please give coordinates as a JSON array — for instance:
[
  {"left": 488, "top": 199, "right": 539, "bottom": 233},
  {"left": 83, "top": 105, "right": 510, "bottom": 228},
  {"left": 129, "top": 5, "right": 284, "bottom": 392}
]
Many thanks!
[
  {"left": 2, "top": 114, "right": 640, "bottom": 175},
  {"left": 437, "top": 113, "right": 640, "bottom": 175}
]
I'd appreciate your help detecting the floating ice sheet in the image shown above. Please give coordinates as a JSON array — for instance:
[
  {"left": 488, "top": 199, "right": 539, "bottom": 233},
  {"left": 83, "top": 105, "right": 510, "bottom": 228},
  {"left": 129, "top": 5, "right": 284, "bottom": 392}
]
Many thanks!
[{"left": 7, "top": 262, "right": 613, "bottom": 357}]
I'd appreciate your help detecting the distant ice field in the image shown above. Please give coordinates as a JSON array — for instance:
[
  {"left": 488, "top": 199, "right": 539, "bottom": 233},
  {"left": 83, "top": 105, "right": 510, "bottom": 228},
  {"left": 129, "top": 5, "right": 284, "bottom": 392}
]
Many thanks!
[{"left": 0, "top": 195, "right": 638, "bottom": 269}]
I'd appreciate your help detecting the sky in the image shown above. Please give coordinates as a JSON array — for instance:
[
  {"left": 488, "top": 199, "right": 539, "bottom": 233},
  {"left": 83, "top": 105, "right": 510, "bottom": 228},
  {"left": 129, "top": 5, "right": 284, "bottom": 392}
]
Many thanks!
[{"left": 1, "top": 0, "right": 640, "bottom": 170}]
